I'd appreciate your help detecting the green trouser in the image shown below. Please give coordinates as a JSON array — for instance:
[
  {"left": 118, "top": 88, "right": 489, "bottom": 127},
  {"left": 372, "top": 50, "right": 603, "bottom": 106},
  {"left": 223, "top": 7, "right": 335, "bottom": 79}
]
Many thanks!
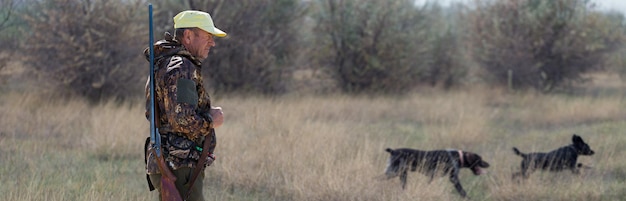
[{"left": 149, "top": 167, "right": 204, "bottom": 201}]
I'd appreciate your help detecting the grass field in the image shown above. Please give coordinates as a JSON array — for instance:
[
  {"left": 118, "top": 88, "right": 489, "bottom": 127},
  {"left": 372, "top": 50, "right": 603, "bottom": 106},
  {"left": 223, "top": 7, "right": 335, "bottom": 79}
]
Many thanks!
[{"left": 2, "top": 79, "right": 626, "bottom": 201}]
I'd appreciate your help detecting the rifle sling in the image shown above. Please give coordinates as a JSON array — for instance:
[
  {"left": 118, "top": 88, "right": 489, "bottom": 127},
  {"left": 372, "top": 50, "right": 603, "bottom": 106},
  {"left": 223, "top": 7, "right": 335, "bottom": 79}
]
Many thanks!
[{"left": 185, "top": 128, "right": 214, "bottom": 200}]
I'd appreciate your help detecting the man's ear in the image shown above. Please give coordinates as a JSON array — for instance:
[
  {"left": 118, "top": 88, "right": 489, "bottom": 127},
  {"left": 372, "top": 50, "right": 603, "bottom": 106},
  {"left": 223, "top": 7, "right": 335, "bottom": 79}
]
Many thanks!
[{"left": 182, "top": 29, "right": 194, "bottom": 44}]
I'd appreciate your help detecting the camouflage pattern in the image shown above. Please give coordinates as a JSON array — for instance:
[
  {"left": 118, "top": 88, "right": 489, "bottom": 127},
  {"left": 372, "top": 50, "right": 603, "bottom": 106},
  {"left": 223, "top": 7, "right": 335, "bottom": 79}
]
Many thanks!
[{"left": 144, "top": 33, "right": 216, "bottom": 175}]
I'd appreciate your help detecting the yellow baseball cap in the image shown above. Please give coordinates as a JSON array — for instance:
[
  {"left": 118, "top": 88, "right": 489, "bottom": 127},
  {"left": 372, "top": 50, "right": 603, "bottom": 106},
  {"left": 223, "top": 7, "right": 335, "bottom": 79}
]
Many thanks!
[{"left": 173, "top": 10, "right": 227, "bottom": 37}]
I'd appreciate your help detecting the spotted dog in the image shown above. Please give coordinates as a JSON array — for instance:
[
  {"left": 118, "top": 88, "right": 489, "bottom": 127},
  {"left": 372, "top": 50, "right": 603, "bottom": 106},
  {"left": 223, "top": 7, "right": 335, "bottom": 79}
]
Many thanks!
[
  {"left": 383, "top": 148, "right": 490, "bottom": 198},
  {"left": 512, "top": 134, "right": 595, "bottom": 179}
]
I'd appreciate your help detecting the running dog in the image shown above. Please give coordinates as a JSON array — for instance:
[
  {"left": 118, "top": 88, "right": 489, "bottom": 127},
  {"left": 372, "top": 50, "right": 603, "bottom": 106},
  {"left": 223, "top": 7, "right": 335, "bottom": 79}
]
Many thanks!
[
  {"left": 512, "top": 134, "right": 595, "bottom": 179},
  {"left": 383, "top": 148, "right": 490, "bottom": 198}
]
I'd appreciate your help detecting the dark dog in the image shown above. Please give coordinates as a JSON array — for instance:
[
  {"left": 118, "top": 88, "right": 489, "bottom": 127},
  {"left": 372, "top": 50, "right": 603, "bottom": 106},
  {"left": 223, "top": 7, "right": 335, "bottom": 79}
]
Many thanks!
[
  {"left": 512, "top": 134, "right": 595, "bottom": 179},
  {"left": 383, "top": 148, "right": 490, "bottom": 197}
]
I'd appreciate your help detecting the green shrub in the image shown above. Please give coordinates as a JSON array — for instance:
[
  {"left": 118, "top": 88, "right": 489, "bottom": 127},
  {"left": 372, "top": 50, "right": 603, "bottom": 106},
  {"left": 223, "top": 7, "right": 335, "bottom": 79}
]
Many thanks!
[
  {"left": 21, "top": 0, "right": 147, "bottom": 102},
  {"left": 313, "top": 0, "right": 432, "bottom": 93},
  {"left": 467, "top": 0, "right": 625, "bottom": 92}
]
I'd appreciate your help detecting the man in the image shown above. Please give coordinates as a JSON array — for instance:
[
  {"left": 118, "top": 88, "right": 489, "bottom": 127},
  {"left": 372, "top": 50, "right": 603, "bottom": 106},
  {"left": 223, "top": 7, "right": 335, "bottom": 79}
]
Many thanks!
[{"left": 144, "top": 10, "right": 226, "bottom": 201}]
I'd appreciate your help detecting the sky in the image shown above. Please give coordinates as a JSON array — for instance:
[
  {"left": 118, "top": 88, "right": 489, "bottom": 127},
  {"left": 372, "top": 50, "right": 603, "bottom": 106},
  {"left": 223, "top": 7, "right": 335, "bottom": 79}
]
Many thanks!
[
  {"left": 591, "top": 0, "right": 626, "bottom": 13},
  {"left": 416, "top": 0, "right": 626, "bottom": 14}
]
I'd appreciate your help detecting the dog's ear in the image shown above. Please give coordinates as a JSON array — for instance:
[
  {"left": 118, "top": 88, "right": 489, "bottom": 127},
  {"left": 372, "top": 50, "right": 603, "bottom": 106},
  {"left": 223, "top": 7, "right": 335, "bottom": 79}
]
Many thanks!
[
  {"left": 572, "top": 134, "right": 584, "bottom": 144},
  {"left": 480, "top": 160, "right": 490, "bottom": 168},
  {"left": 465, "top": 153, "right": 489, "bottom": 168},
  {"left": 385, "top": 148, "right": 394, "bottom": 153}
]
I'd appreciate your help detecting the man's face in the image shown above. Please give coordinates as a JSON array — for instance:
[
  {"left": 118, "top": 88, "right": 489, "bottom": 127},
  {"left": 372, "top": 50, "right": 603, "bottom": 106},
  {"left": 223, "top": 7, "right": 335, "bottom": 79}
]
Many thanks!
[{"left": 184, "top": 28, "right": 215, "bottom": 60}]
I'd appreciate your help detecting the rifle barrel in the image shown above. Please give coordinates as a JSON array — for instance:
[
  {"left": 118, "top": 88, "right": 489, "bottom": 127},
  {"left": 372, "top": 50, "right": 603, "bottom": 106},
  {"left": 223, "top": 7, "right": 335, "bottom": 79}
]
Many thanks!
[{"left": 148, "top": 4, "right": 161, "bottom": 156}]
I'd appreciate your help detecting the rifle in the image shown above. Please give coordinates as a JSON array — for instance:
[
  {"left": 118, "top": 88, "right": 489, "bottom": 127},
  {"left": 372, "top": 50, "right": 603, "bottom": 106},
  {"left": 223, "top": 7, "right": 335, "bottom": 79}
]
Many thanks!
[{"left": 148, "top": 4, "right": 183, "bottom": 201}]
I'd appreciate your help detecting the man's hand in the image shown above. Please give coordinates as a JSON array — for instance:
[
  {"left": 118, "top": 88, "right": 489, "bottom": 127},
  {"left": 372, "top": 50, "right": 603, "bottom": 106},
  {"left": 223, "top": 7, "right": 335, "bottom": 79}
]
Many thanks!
[
  {"left": 205, "top": 153, "right": 216, "bottom": 167},
  {"left": 209, "top": 106, "right": 224, "bottom": 128}
]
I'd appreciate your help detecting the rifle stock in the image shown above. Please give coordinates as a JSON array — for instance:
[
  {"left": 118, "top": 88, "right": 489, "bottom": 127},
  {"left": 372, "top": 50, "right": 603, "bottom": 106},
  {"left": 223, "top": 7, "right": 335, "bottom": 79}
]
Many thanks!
[
  {"left": 152, "top": 102, "right": 182, "bottom": 201},
  {"left": 153, "top": 148, "right": 182, "bottom": 201},
  {"left": 149, "top": 4, "right": 182, "bottom": 201}
]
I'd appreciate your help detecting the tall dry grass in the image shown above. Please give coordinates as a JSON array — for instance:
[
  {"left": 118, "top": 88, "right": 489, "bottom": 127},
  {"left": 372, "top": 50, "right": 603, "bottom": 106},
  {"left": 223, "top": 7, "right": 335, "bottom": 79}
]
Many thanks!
[{"left": 2, "top": 84, "right": 626, "bottom": 200}]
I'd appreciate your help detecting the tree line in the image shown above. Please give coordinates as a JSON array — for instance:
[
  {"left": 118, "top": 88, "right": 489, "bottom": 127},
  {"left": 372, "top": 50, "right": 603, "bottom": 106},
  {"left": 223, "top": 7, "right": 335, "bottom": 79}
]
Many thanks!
[{"left": 0, "top": 0, "right": 624, "bottom": 102}]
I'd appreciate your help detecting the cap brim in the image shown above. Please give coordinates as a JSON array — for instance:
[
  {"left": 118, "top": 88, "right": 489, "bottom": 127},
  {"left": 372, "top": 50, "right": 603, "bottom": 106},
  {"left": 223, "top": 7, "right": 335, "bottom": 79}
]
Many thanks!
[{"left": 199, "top": 26, "right": 227, "bottom": 37}]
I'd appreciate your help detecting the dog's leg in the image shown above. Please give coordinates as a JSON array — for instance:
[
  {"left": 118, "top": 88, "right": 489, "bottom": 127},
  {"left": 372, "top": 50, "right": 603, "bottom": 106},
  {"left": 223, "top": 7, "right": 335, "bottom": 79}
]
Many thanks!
[
  {"left": 411, "top": 160, "right": 418, "bottom": 172},
  {"left": 400, "top": 170, "right": 408, "bottom": 189},
  {"left": 425, "top": 170, "right": 436, "bottom": 184},
  {"left": 569, "top": 161, "right": 581, "bottom": 174},
  {"left": 449, "top": 170, "right": 467, "bottom": 198},
  {"left": 572, "top": 168, "right": 581, "bottom": 175},
  {"left": 512, "top": 168, "right": 525, "bottom": 180},
  {"left": 574, "top": 163, "right": 592, "bottom": 176},
  {"left": 520, "top": 160, "right": 532, "bottom": 179},
  {"left": 571, "top": 164, "right": 581, "bottom": 175},
  {"left": 512, "top": 172, "right": 521, "bottom": 180},
  {"left": 519, "top": 170, "right": 528, "bottom": 178}
]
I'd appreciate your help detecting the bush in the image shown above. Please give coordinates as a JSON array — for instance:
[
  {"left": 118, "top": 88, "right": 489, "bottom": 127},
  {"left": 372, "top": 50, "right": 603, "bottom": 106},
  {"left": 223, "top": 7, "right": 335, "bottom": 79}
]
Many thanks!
[
  {"left": 428, "top": 29, "right": 466, "bottom": 89},
  {"left": 21, "top": 0, "right": 147, "bottom": 102},
  {"left": 424, "top": 3, "right": 468, "bottom": 89},
  {"left": 0, "top": 0, "right": 23, "bottom": 50},
  {"left": 467, "top": 0, "right": 625, "bottom": 92},
  {"left": 313, "top": 0, "right": 432, "bottom": 94},
  {"left": 0, "top": 0, "right": 25, "bottom": 80}
]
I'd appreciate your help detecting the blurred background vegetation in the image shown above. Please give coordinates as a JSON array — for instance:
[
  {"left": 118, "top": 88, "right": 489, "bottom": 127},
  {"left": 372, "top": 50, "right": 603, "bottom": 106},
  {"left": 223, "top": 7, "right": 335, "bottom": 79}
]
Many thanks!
[
  {"left": 2, "top": 1, "right": 626, "bottom": 200},
  {"left": 0, "top": 0, "right": 625, "bottom": 102}
]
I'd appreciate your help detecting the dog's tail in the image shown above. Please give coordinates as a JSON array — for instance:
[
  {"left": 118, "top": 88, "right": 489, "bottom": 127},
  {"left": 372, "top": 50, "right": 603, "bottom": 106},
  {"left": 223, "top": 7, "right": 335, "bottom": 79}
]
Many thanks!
[
  {"left": 512, "top": 147, "right": 525, "bottom": 157},
  {"left": 385, "top": 148, "right": 394, "bottom": 153}
]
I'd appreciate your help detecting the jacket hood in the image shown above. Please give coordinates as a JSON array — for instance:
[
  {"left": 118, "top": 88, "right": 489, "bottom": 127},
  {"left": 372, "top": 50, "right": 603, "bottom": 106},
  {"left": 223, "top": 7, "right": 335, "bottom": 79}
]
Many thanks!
[{"left": 143, "top": 32, "right": 201, "bottom": 66}]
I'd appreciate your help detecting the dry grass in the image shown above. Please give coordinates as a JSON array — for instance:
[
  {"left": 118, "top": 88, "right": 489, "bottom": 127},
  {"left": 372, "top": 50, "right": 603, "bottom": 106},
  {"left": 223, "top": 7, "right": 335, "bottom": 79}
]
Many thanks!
[{"left": 2, "top": 82, "right": 626, "bottom": 201}]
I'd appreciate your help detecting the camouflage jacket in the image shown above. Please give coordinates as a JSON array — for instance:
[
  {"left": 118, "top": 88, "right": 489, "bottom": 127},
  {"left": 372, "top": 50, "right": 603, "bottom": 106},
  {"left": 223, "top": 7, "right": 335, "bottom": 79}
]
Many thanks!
[{"left": 144, "top": 33, "right": 216, "bottom": 174}]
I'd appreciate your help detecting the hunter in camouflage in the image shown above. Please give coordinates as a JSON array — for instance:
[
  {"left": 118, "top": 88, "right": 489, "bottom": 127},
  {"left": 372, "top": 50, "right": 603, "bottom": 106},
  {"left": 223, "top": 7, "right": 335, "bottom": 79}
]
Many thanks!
[
  {"left": 144, "top": 31, "right": 216, "bottom": 174},
  {"left": 143, "top": 10, "right": 226, "bottom": 201}
]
